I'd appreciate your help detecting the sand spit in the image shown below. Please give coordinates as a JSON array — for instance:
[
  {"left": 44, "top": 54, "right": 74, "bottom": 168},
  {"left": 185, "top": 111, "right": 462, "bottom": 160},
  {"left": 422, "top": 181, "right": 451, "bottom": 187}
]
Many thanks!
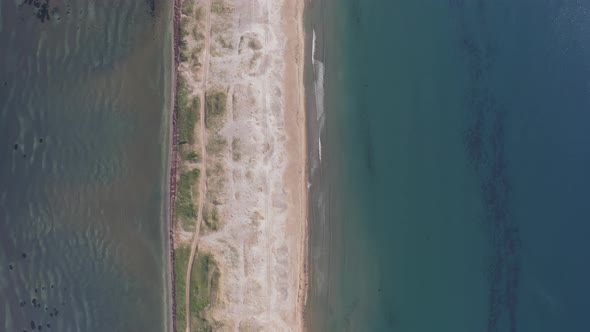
[{"left": 171, "top": 0, "right": 307, "bottom": 330}]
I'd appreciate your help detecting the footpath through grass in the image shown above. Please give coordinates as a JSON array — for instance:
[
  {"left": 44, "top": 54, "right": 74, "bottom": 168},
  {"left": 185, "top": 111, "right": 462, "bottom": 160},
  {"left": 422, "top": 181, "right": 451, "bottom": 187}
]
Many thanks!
[
  {"left": 190, "top": 253, "right": 220, "bottom": 331},
  {"left": 174, "top": 247, "right": 219, "bottom": 332}
]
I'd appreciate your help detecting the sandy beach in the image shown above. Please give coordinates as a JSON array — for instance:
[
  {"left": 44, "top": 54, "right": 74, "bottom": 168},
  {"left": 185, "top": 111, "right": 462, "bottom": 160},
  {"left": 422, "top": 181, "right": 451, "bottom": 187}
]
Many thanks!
[{"left": 171, "top": 0, "right": 307, "bottom": 330}]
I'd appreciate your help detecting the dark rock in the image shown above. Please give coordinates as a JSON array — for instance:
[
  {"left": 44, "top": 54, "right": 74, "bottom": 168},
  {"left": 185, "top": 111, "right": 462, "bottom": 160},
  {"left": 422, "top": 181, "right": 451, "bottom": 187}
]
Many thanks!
[
  {"left": 22, "top": 253, "right": 27, "bottom": 259},
  {"left": 14, "top": 144, "right": 19, "bottom": 150},
  {"left": 9, "top": 264, "right": 13, "bottom": 270},
  {"left": 30, "top": 320, "right": 36, "bottom": 330}
]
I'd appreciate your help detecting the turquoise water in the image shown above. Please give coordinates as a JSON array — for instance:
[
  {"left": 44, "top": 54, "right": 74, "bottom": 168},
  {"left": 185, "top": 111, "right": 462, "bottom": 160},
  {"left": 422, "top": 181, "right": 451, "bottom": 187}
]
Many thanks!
[
  {"left": 307, "top": 1, "right": 590, "bottom": 331},
  {"left": 0, "top": 1, "right": 173, "bottom": 330}
]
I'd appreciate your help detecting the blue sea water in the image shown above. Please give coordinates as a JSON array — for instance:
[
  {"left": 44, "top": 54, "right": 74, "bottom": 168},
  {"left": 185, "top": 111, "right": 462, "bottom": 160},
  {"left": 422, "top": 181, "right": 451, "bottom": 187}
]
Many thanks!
[
  {"left": 0, "top": 1, "right": 173, "bottom": 331},
  {"left": 306, "top": 1, "right": 590, "bottom": 331}
]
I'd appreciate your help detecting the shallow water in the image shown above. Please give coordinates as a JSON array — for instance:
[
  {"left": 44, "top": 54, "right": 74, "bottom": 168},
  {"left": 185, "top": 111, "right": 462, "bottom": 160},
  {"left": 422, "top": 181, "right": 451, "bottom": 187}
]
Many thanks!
[
  {"left": 0, "top": 1, "right": 172, "bottom": 330},
  {"left": 306, "top": 1, "right": 590, "bottom": 331}
]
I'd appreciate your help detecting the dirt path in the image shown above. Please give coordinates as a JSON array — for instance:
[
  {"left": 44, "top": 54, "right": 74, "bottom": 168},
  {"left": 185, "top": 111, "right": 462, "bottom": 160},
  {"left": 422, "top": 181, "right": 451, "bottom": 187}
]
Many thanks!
[{"left": 184, "top": 0, "right": 212, "bottom": 330}]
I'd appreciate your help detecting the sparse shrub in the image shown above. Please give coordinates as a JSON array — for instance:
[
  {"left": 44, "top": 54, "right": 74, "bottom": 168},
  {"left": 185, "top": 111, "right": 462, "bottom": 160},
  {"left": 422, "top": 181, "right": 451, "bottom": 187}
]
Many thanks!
[
  {"left": 182, "top": 0, "right": 195, "bottom": 16},
  {"left": 231, "top": 138, "right": 241, "bottom": 161},
  {"left": 186, "top": 151, "right": 200, "bottom": 163},
  {"left": 248, "top": 39, "right": 262, "bottom": 50},
  {"left": 207, "top": 134, "right": 227, "bottom": 154},
  {"left": 205, "top": 91, "right": 227, "bottom": 129}
]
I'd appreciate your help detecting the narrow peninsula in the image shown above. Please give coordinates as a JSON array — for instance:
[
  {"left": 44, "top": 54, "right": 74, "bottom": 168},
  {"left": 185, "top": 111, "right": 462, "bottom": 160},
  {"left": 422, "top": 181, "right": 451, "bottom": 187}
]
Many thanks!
[{"left": 170, "top": 0, "right": 307, "bottom": 330}]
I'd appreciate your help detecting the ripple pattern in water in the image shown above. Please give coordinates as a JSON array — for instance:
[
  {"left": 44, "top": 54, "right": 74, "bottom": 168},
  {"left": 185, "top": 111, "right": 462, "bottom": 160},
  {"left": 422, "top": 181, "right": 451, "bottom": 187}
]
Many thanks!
[{"left": 0, "top": 0, "right": 172, "bottom": 330}]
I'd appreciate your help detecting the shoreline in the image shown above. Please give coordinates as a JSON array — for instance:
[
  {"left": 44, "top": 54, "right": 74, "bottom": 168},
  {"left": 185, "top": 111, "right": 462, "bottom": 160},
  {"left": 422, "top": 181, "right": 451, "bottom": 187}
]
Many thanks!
[
  {"left": 282, "top": 0, "right": 309, "bottom": 328},
  {"left": 168, "top": 1, "right": 182, "bottom": 332}
]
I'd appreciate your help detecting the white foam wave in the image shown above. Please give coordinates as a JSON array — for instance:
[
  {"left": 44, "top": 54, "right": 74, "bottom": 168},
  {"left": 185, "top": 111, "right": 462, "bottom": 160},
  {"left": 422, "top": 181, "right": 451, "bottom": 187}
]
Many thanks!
[
  {"left": 312, "top": 28, "right": 325, "bottom": 165},
  {"left": 313, "top": 60, "right": 324, "bottom": 122},
  {"left": 318, "top": 136, "right": 322, "bottom": 162},
  {"left": 312, "top": 29, "right": 317, "bottom": 62}
]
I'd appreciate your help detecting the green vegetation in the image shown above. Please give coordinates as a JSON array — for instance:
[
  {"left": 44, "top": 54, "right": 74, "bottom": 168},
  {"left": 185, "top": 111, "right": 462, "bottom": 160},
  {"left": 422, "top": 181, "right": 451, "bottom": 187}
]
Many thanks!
[
  {"left": 178, "top": 76, "right": 200, "bottom": 145},
  {"left": 211, "top": 1, "right": 224, "bottom": 14},
  {"left": 182, "top": 0, "right": 195, "bottom": 16},
  {"left": 186, "top": 151, "right": 201, "bottom": 163},
  {"left": 175, "top": 248, "right": 219, "bottom": 332},
  {"left": 176, "top": 168, "right": 200, "bottom": 230},
  {"left": 203, "top": 205, "right": 220, "bottom": 231},
  {"left": 181, "top": 17, "right": 190, "bottom": 39},
  {"left": 190, "top": 253, "right": 220, "bottom": 331},
  {"left": 231, "top": 137, "right": 241, "bottom": 161},
  {"left": 180, "top": 17, "right": 191, "bottom": 62},
  {"left": 205, "top": 91, "right": 227, "bottom": 129},
  {"left": 174, "top": 245, "right": 190, "bottom": 332}
]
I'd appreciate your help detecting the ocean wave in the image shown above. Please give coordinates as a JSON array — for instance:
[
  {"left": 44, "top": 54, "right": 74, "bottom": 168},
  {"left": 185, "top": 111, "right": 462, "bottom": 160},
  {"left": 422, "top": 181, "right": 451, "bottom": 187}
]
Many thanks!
[{"left": 312, "top": 29, "right": 325, "bottom": 165}]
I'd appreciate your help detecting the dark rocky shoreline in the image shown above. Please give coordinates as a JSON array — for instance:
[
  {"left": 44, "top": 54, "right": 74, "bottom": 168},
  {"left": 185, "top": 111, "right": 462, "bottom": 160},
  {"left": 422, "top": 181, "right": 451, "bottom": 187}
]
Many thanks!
[{"left": 169, "top": 0, "right": 182, "bottom": 331}]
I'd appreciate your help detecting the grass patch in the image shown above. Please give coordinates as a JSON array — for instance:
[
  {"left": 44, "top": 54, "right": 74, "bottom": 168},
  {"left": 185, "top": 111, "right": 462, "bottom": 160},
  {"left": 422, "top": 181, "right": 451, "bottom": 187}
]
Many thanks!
[
  {"left": 179, "top": 17, "right": 191, "bottom": 62},
  {"left": 175, "top": 247, "right": 219, "bottom": 332},
  {"left": 180, "top": 17, "right": 190, "bottom": 38},
  {"left": 185, "top": 151, "right": 201, "bottom": 163},
  {"left": 211, "top": 1, "right": 224, "bottom": 14},
  {"left": 174, "top": 245, "right": 190, "bottom": 332},
  {"left": 178, "top": 78, "right": 200, "bottom": 145},
  {"left": 205, "top": 91, "right": 227, "bottom": 129},
  {"left": 190, "top": 253, "right": 220, "bottom": 330},
  {"left": 182, "top": 0, "right": 195, "bottom": 16},
  {"left": 203, "top": 205, "right": 220, "bottom": 231},
  {"left": 176, "top": 168, "right": 200, "bottom": 230},
  {"left": 231, "top": 137, "right": 241, "bottom": 161}
]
